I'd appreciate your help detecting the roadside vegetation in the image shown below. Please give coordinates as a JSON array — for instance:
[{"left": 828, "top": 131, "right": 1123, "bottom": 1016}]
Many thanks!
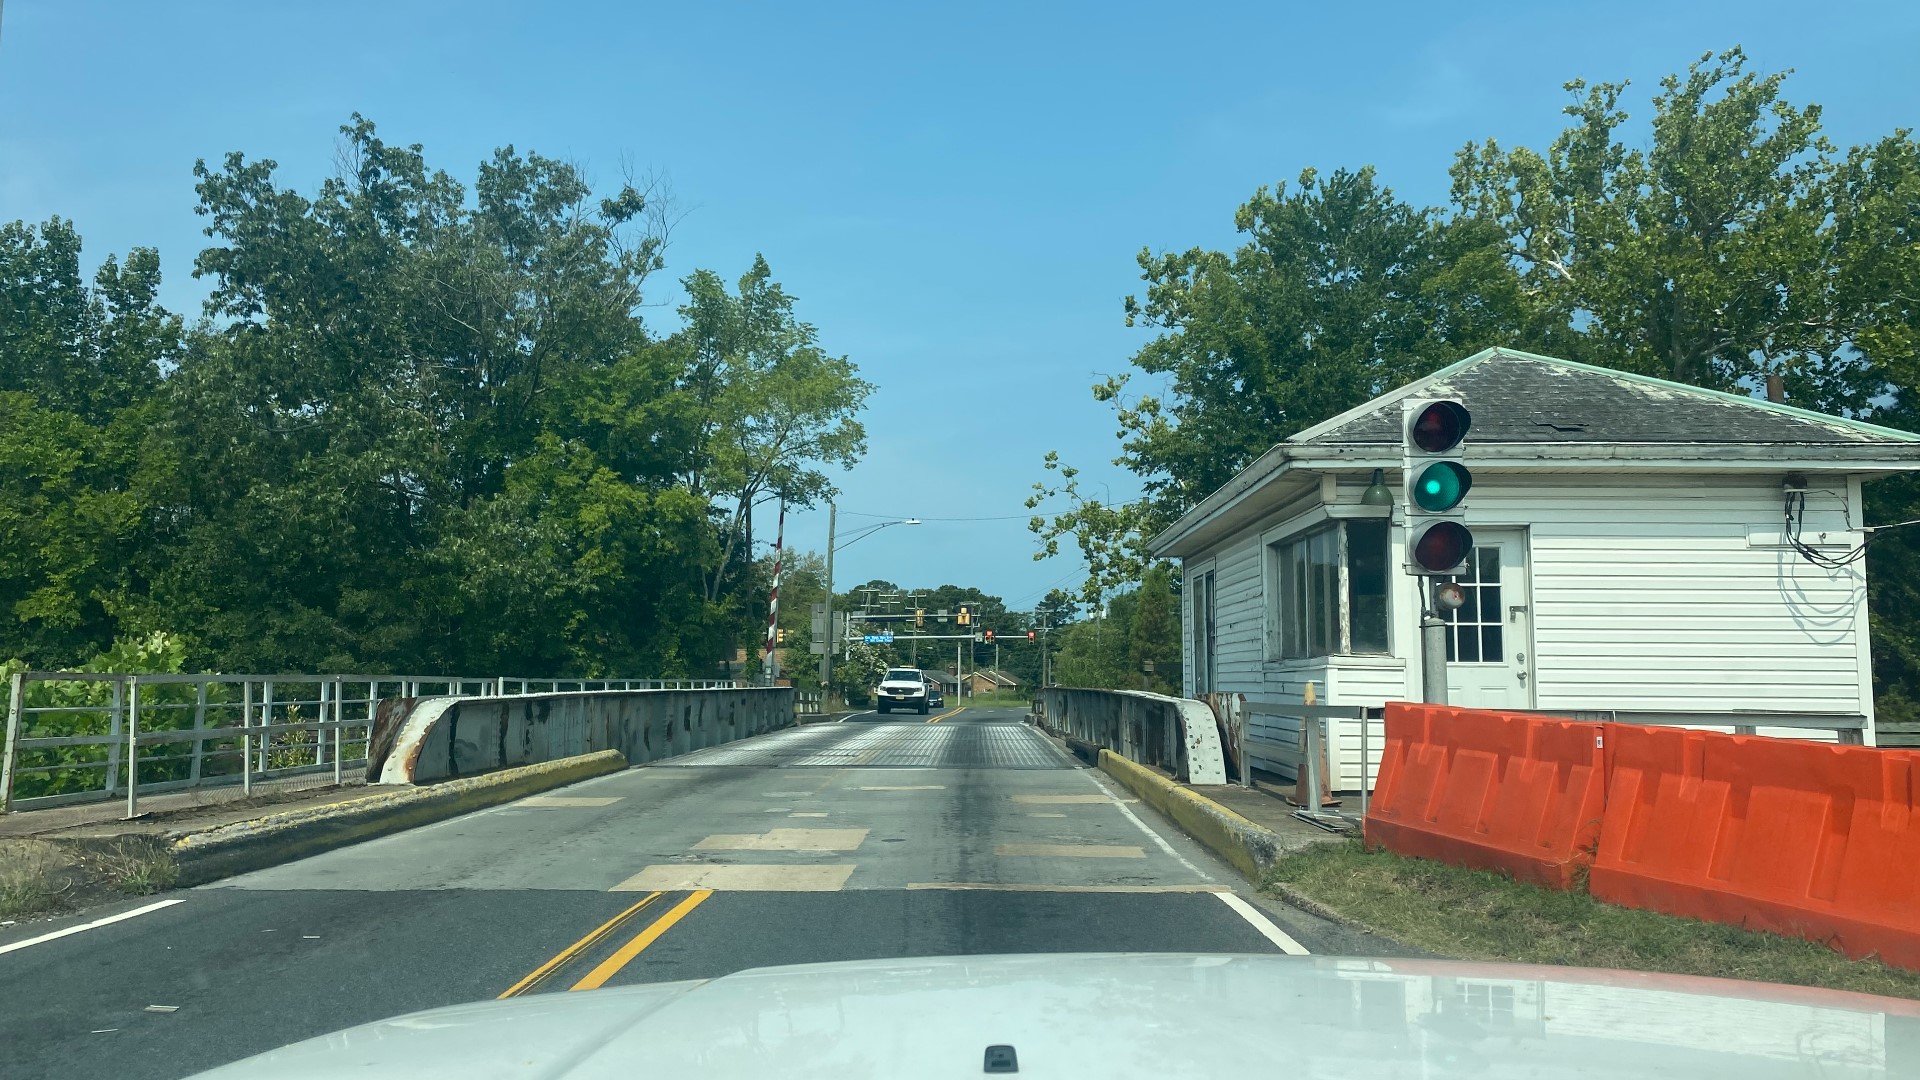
[
  {"left": 1268, "top": 840, "right": 1920, "bottom": 1002},
  {"left": 0, "top": 838, "right": 180, "bottom": 920}
]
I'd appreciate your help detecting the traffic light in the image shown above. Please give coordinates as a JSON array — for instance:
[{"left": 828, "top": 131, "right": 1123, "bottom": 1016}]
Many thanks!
[
  {"left": 1026, "top": 630, "right": 1036, "bottom": 642},
  {"left": 1402, "top": 398, "right": 1473, "bottom": 574},
  {"left": 775, "top": 627, "right": 787, "bottom": 645},
  {"left": 985, "top": 629, "right": 995, "bottom": 643},
  {"left": 957, "top": 607, "right": 971, "bottom": 626},
  {"left": 915, "top": 608, "right": 925, "bottom": 628}
]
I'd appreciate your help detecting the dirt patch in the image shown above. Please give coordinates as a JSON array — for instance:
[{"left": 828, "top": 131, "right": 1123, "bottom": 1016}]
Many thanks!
[{"left": 0, "top": 837, "right": 180, "bottom": 921}]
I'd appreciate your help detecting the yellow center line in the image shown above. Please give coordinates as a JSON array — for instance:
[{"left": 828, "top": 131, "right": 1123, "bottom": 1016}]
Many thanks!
[
  {"left": 497, "top": 891, "right": 664, "bottom": 999},
  {"left": 926, "top": 706, "right": 964, "bottom": 724},
  {"left": 569, "top": 890, "right": 714, "bottom": 991}
]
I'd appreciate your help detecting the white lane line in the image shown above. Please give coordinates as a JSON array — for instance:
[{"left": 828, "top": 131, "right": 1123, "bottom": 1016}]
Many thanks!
[
  {"left": 0, "top": 898, "right": 186, "bottom": 956},
  {"left": 838, "top": 710, "right": 875, "bottom": 724},
  {"left": 1215, "top": 892, "right": 1310, "bottom": 955},
  {"left": 1083, "top": 770, "right": 1214, "bottom": 882}
]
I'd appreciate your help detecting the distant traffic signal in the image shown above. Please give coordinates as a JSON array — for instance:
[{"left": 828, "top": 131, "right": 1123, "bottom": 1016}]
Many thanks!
[
  {"left": 915, "top": 608, "right": 925, "bottom": 628},
  {"left": 775, "top": 627, "right": 787, "bottom": 644},
  {"left": 1026, "top": 630, "right": 1036, "bottom": 642},
  {"left": 957, "top": 607, "right": 972, "bottom": 626},
  {"left": 985, "top": 629, "right": 995, "bottom": 643},
  {"left": 1402, "top": 398, "right": 1473, "bottom": 574}
]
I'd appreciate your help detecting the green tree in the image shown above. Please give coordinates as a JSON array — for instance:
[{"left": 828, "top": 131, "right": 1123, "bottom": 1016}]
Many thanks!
[{"left": 1126, "top": 565, "right": 1181, "bottom": 696}]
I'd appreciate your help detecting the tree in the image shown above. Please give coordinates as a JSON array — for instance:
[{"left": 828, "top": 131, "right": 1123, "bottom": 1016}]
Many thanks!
[
  {"left": 1451, "top": 47, "right": 1888, "bottom": 414},
  {"left": 831, "top": 640, "right": 891, "bottom": 707},
  {"left": 1030, "top": 167, "right": 1545, "bottom": 602},
  {"left": 677, "top": 257, "right": 873, "bottom": 611},
  {"left": 0, "top": 220, "right": 180, "bottom": 665},
  {"left": 1126, "top": 565, "right": 1181, "bottom": 695}
]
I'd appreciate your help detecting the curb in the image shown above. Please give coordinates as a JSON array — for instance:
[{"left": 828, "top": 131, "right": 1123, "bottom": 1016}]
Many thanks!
[
  {"left": 167, "top": 750, "right": 628, "bottom": 886},
  {"left": 1264, "top": 877, "right": 1391, "bottom": 938},
  {"left": 1097, "top": 749, "right": 1282, "bottom": 882}
]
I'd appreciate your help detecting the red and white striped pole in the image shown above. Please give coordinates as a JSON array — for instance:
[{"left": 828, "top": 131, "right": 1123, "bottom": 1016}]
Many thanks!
[{"left": 762, "top": 500, "right": 786, "bottom": 684}]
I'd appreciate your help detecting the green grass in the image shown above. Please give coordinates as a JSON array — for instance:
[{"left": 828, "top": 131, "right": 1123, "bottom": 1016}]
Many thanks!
[
  {"left": 955, "top": 690, "right": 1031, "bottom": 708},
  {"left": 1267, "top": 840, "right": 1920, "bottom": 1001}
]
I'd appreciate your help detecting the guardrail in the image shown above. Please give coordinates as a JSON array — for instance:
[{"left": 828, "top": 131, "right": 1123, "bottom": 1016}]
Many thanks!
[
  {"left": 1, "top": 672, "right": 739, "bottom": 814},
  {"left": 1032, "top": 687, "right": 1226, "bottom": 784},
  {"left": 1511, "top": 708, "right": 1869, "bottom": 745},
  {"left": 1237, "top": 700, "right": 1382, "bottom": 831},
  {"left": 795, "top": 690, "right": 824, "bottom": 716}
]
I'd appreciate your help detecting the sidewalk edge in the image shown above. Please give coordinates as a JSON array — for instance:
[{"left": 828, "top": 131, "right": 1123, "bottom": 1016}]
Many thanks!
[
  {"left": 1097, "top": 749, "right": 1281, "bottom": 882},
  {"left": 168, "top": 750, "right": 627, "bottom": 886}
]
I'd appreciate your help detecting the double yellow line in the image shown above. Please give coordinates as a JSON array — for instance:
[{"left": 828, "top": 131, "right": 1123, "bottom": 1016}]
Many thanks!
[
  {"left": 498, "top": 889, "right": 714, "bottom": 998},
  {"left": 926, "top": 706, "right": 964, "bottom": 725}
]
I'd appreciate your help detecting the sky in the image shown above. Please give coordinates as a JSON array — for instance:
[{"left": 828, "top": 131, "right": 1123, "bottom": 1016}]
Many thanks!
[{"left": 3, "top": 1, "right": 1917, "bottom": 614}]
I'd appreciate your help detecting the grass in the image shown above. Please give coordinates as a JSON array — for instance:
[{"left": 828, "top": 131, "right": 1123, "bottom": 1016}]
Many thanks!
[
  {"left": 90, "top": 838, "right": 179, "bottom": 896},
  {"left": 1268, "top": 839, "right": 1920, "bottom": 1002},
  {"left": 955, "top": 691, "right": 1031, "bottom": 708},
  {"left": 0, "top": 841, "right": 77, "bottom": 918}
]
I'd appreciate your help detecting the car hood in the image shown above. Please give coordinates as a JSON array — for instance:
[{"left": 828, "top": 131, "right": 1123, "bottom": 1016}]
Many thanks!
[
  {"left": 878, "top": 681, "right": 923, "bottom": 690},
  {"left": 187, "top": 953, "right": 1920, "bottom": 1079}
]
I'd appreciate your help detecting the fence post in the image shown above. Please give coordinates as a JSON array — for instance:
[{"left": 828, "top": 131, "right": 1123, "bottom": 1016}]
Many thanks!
[
  {"left": 125, "top": 679, "right": 141, "bottom": 819},
  {"left": 332, "top": 678, "right": 345, "bottom": 784},
  {"left": 2, "top": 672, "right": 25, "bottom": 813},
  {"left": 315, "top": 680, "right": 329, "bottom": 767},
  {"left": 1238, "top": 698, "right": 1251, "bottom": 790},
  {"left": 105, "top": 678, "right": 124, "bottom": 796},
  {"left": 242, "top": 680, "right": 254, "bottom": 797},
  {"left": 190, "top": 680, "right": 208, "bottom": 785},
  {"left": 260, "top": 679, "right": 275, "bottom": 775}
]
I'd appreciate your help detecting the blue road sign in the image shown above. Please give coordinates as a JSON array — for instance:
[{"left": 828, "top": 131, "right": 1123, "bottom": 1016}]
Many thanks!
[{"left": 862, "top": 633, "right": 894, "bottom": 644}]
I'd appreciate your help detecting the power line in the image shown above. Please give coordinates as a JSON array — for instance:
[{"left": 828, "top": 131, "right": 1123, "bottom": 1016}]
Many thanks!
[{"left": 837, "top": 510, "right": 1036, "bottom": 522}]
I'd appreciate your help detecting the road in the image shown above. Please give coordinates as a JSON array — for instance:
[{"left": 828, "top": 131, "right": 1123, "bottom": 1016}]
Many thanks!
[{"left": 0, "top": 708, "right": 1390, "bottom": 1080}]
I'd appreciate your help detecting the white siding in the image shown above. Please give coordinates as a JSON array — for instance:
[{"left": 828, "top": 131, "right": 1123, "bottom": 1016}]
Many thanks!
[{"left": 1466, "top": 475, "right": 1866, "bottom": 718}]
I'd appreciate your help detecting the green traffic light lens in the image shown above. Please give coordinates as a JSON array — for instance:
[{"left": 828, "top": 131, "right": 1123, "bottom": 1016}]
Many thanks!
[{"left": 1413, "top": 461, "right": 1472, "bottom": 512}]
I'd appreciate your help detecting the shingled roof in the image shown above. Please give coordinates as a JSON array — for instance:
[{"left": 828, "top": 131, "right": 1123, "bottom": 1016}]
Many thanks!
[{"left": 1290, "top": 348, "right": 1920, "bottom": 447}]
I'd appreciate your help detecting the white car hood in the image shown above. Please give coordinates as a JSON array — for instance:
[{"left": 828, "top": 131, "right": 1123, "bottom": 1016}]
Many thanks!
[
  {"left": 188, "top": 952, "right": 1920, "bottom": 1079},
  {"left": 879, "top": 680, "right": 923, "bottom": 691}
]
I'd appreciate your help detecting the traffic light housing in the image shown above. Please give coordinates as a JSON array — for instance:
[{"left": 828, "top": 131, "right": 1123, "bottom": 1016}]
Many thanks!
[
  {"left": 957, "top": 607, "right": 972, "bottom": 626},
  {"left": 915, "top": 608, "right": 925, "bottom": 628},
  {"left": 1402, "top": 398, "right": 1473, "bottom": 574},
  {"left": 1026, "top": 630, "right": 1036, "bottom": 642},
  {"left": 985, "top": 629, "right": 995, "bottom": 643},
  {"left": 775, "top": 627, "right": 787, "bottom": 645}
]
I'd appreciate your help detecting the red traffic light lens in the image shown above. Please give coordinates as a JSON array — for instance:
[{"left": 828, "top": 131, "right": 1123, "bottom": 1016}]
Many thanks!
[
  {"left": 1412, "top": 521, "right": 1473, "bottom": 573},
  {"left": 1411, "top": 401, "right": 1471, "bottom": 453}
]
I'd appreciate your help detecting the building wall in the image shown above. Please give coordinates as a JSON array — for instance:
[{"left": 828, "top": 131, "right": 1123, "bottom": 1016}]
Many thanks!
[{"left": 1182, "top": 468, "right": 1874, "bottom": 786}]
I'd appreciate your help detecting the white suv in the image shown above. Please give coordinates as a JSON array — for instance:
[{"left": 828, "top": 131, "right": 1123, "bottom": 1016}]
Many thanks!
[{"left": 876, "top": 668, "right": 929, "bottom": 715}]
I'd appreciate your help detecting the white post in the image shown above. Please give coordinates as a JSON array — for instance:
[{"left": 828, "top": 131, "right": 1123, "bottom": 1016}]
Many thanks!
[
  {"left": 0, "top": 672, "right": 23, "bottom": 813},
  {"left": 125, "top": 679, "right": 140, "bottom": 819},
  {"left": 241, "top": 681, "right": 253, "bottom": 797}
]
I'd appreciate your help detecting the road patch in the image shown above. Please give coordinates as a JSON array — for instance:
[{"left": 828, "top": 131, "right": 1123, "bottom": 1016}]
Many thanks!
[
  {"left": 611, "top": 864, "right": 856, "bottom": 891},
  {"left": 691, "top": 828, "right": 868, "bottom": 851},
  {"left": 995, "top": 843, "right": 1145, "bottom": 859}
]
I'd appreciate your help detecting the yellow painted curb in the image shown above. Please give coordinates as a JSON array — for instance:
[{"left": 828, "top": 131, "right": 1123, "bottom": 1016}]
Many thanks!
[
  {"left": 169, "top": 750, "right": 627, "bottom": 886},
  {"left": 1098, "top": 749, "right": 1282, "bottom": 881}
]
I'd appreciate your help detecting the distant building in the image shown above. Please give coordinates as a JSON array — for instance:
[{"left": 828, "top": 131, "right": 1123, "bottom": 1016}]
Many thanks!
[
  {"left": 1149, "top": 348, "right": 1920, "bottom": 784},
  {"left": 962, "top": 669, "right": 1020, "bottom": 697}
]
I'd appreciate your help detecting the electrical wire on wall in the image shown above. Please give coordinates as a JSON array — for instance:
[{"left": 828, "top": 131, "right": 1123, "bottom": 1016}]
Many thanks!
[{"left": 1782, "top": 475, "right": 1920, "bottom": 571}]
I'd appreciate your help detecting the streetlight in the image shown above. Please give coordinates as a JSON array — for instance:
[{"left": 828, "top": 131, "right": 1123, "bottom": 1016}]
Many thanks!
[{"left": 820, "top": 505, "right": 921, "bottom": 695}]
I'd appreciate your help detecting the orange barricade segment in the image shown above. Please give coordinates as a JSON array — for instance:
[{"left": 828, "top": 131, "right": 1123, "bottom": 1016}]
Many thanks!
[
  {"left": 1590, "top": 724, "right": 1920, "bottom": 970},
  {"left": 1365, "top": 703, "right": 1606, "bottom": 890}
]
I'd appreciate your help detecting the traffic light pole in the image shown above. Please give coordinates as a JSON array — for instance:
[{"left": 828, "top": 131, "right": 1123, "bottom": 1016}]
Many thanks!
[{"left": 1420, "top": 602, "right": 1449, "bottom": 706}]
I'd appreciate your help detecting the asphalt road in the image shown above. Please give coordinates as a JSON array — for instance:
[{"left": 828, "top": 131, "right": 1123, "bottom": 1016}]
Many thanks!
[{"left": 0, "top": 708, "right": 1395, "bottom": 1080}]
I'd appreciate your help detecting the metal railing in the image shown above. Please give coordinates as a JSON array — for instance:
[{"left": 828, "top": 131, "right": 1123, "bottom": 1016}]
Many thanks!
[
  {"left": 795, "top": 690, "right": 825, "bottom": 716},
  {"left": 1, "top": 672, "right": 740, "bottom": 814},
  {"left": 1238, "top": 700, "right": 1383, "bottom": 832}
]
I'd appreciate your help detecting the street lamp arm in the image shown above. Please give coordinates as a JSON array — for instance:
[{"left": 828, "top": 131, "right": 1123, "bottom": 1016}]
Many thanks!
[{"left": 834, "top": 518, "right": 921, "bottom": 553}]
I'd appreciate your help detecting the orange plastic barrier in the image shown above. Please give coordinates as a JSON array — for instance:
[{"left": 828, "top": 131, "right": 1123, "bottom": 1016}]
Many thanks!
[
  {"left": 1590, "top": 725, "right": 1920, "bottom": 970},
  {"left": 1365, "top": 703, "right": 1607, "bottom": 890}
]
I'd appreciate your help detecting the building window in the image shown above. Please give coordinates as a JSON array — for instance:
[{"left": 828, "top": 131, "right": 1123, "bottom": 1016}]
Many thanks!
[
  {"left": 1442, "top": 545, "right": 1503, "bottom": 663},
  {"left": 1273, "top": 519, "right": 1390, "bottom": 659}
]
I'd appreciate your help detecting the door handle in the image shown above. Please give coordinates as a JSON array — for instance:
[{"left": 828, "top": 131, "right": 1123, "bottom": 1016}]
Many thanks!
[{"left": 1517, "top": 670, "right": 1528, "bottom": 684}]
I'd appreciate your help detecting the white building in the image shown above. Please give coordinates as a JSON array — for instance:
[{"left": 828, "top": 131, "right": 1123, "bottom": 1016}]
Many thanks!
[{"left": 1148, "top": 348, "right": 1920, "bottom": 787}]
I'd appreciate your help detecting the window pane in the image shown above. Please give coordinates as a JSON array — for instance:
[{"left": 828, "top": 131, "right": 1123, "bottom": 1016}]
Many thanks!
[
  {"left": 1482, "top": 625, "right": 1504, "bottom": 662},
  {"left": 1319, "top": 531, "right": 1339, "bottom": 656},
  {"left": 1480, "top": 547, "right": 1501, "bottom": 585},
  {"left": 1482, "top": 586, "right": 1502, "bottom": 622},
  {"left": 1347, "top": 520, "right": 1389, "bottom": 653},
  {"left": 1458, "top": 586, "right": 1479, "bottom": 623},
  {"left": 1445, "top": 627, "right": 1457, "bottom": 662},
  {"left": 1307, "top": 531, "right": 1332, "bottom": 657},
  {"left": 1457, "top": 626, "right": 1481, "bottom": 662},
  {"left": 1286, "top": 541, "right": 1307, "bottom": 657}
]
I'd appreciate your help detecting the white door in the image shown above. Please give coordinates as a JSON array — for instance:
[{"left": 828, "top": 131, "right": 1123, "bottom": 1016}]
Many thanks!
[{"left": 1443, "top": 529, "right": 1533, "bottom": 709}]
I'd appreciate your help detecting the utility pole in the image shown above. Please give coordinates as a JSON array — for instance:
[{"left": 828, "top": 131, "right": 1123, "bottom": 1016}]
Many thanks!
[{"left": 820, "top": 503, "right": 835, "bottom": 693}]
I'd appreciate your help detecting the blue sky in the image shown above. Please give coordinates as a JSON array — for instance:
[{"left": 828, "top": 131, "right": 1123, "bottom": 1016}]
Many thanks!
[{"left": 3, "top": 1, "right": 1916, "bottom": 613}]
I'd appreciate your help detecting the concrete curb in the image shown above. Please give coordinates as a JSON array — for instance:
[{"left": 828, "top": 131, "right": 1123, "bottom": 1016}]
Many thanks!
[
  {"left": 167, "top": 750, "right": 628, "bottom": 887},
  {"left": 1098, "top": 749, "right": 1282, "bottom": 882},
  {"left": 1264, "top": 878, "right": 1392, "bottom": 938}
]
